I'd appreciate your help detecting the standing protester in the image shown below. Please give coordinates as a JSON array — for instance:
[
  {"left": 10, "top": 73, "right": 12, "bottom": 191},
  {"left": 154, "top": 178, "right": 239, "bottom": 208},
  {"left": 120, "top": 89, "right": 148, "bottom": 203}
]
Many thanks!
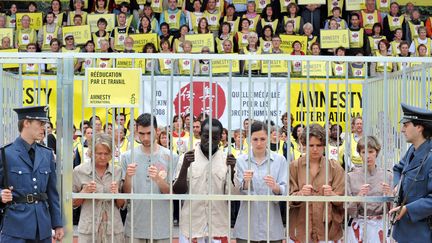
[
  {"left": 390, "top": 103, "right": 432, "bottom": 242},
  {"left": 0, "top": 106, "right": 64, "bottom": 242}
]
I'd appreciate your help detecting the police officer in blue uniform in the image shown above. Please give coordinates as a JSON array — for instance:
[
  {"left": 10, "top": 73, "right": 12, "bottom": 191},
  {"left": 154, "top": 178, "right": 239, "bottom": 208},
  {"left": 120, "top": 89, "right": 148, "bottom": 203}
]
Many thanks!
[
  {"left": 0, "top": 106, "right": 64, "bottom": 242},
  {"left": 390, "top": 103, "right": 432, "bottom": 243}
]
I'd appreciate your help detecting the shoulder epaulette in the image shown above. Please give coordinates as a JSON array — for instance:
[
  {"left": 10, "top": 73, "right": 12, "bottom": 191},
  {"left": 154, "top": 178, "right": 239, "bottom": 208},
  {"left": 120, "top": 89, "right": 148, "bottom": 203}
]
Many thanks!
[
  {"left": 36, "top": 143, "right": 52, "bottom": 151},
  {"left": 0, "top": 143, "right": 12, "bottom": 150}
]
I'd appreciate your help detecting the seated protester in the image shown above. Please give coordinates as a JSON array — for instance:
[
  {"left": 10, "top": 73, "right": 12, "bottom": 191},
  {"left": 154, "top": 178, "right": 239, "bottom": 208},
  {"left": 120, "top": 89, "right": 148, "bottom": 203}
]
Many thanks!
[
  {"left": 216, "top": 22, "right": 236, "bottom": 53},
  {"left": 27, "top": 1, "right": 38, "bottom": 13},
  {"left": 326, "top": 0, "right": 343, "bottom": 17},
  {"left": 45, "top": 38, "right": 62, "bottom": 72},
  {"left": 260, "top": 25, "right": 273, "bottom": 53},
  {"left": 186, "top": 0, "right": 204, "bottom": 33},
  {"left": 15, "top": 15, "right": 37, "bottom": 52},
  {"left": 324, "top": 7, "right": 347, "bottom": 29},
  {"left": 116, "top": 2, "right": 137, "bottom": 30},
  {"left": 93, "top": 17, "right": 110, "bottom": 51},
  {"left": 93, "top": 0, "right": 109, "bottom": 14},
  {"left": 68, "top": 0, "right": 88, "bottom": 25},
  {"left": 50, "top": 0, "right": 67, "bottom": 27},
  {"left": 159, "top": 0, "right": 186, "bottom": 37},
  {"left": 38, "top": 12, "right": 63, "bottom": 52},
  {"left": 258, "top": 4, "right": 281, "bottom": 35},
  {"left": 142, "top": 4, "right": 160, "bottom": 35},
  {"left": 282, "top": 20, "right": 296, "bottom": 35},
  {"left": 409, "top": 26, "right": 431, "bottom": 56},
  {"left": 97, "top": 39, "right": 114, "bottom": 68},
  {"left": 303, "top": 22, "right": 317, "bottom": 53},
  {"left": 284, "top": 3, "right": 304, "bottom": 34},
  {"left": 290, "top": 40, "right": 305, "bottom": 75},
  {"left": 346, "top": 136, "right": 392, "bottom": 243},
  {"left": 123, "top": 36, "right": 135, "bottom": 52},
  {"left": 110, "top": 12, "right": 135, "bottom": 52},
  {"left": 23, "top": 43, "right": 40, "bottom": 74},
  {"left": 332, "top": 46, "right": 347, "bottom": 76},
  {"left": 406, "top": 8, "right": 424, "bottom": 44},
  {"left": 324, "top": 18, "right": 340, "bottom": 55},
  {"left": 77, "top": 40, "right": 96, "bottom": 71},
  {"left": 185, "top": 0, "right": 204, "bottom": 13},
  {"left": 359, "top": 0, "right": 383, "bottom": 36},
  {"left": 234, "top": 18, "right": 251, "bottom": 50},
  {"left": 159, "top": 38, "right": 176, "bottom": 74},
  {"left": 383, "top": 2, "right": 405, "bottom": 42},
  {"left": 417, "top": 43, "right": 429, "bottom": 57},
  {"left": 349, "top": 52, "right": 367, "bottom": 77},
  {"left": 0, "top": 15, "right": 6, "bottom": 28},
  {"left": 301, "top": 4, "right": 322, "bottom": 37},
  {"left": 389, "top": 28, "right": 404, "bottom": 56},
  {"left": 221, "top": 39, "right": 234, "bottom": 53},
  {"left": 269, "top": 34, "right": 283, "bottom": 54},
  {"left": 6, "top": 3, "right": 17, "bottom": 29},
  {"left": 370, "top": 39, "right": 396, "bottom": 77},
  {"left": 195, "top": 17, "right": 211, "bottom": 34},
  {"left": 194, "top": 46, "right": 211, "bottom": 75},
  {"left": 177, "top": 40, "right": 194, "bottom": 75},
  {"left": 68, "top": 0, "right": 91, "bottom": 12},
  {"left": 159, "top": 22, "right": 173, "bottom": 47},
  {"left": 220, "top": 4, "right": 239, "bottom": 35},
  {"left": 204, "top": 0, "right": 222, "bottom": 36},
  {"left": 62, "top": 34, "right": 82, "bottom": 72},
  {"left": 143, "top": 42, "right": 160, "bottom": 74},
  {"left": 328, "top": 124, "right": 344, "bottom": 161},
  {"left": 395, "top": 41, "right": 411, "bottom": 71},
  {"left": 309, "top": 41, "right": 320, "bottom": 55},
  {"left": 72, "top": 14, "right": 84, "bottom": 26},
  {"left": 242, "top": 2, "right": 260, "bottom": 33},
  {"left": 348, "top": 13, "right": 367, "bottom": 56},
  {"left": 137, "top": 15, "right": 154, "bottom": 34},
  {"left": 173, "top": 25, "right": 189, "bottom": 53},
  {"left": 289, "top": 124, "right": 345, "bottom": 243},
  {"left": 366, "top": 23, "right": 386, "bottom": 56},
  {"left": 0, "top": 36, "right": 12, "bottom": 50},
  {"left": 240, "top": 32, "right": 261, "bottom": 75}
]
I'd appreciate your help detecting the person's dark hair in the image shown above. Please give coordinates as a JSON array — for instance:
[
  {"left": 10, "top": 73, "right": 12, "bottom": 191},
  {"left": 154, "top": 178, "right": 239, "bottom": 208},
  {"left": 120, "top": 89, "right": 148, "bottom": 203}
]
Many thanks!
[
  {"left": 50, "top": 38, "right": 60, "bottom": 46},
  {"left": 261, "top": 25, "right": 274, "bottom": 39},
  {"left": 219, "top": 22, "right": 231, "bottom": 34},
  {"left": 80, "top": 120, "right": 90, "bottom": 130},
  {"left": 351, "top": 12, "right": 360, "bottom": 20},
  {"left": 201, "top": 118, "right": 223, "bottom": 135},
  {"left": 300, "top": 124, "right": 326, "bottom": 146},
  {"left": 136, "top": 113, "right": 158, "bottom": 129},
  {"left": 44, "top": 11, "right": 55, "bottom": 24},
  {"left": 28, "top": 1, "right": 37, "bottom": 11},
  {"left": 335, "top": 46, "right": 346, "bottom": 54},
  {"left": 372, "top": 22, "right": 383, "bottom": 35},
  {"left": 143, "top": 42, "right": 157, "bottom": 53},
  {"left": 89, "top": 115, "right": 101, "bottom": 125},
  {"left": 139, "top": 15, "right": 152, "bottom": 33},
  {"left": 292, "top": 124, "right": 303, "bottom": 140},
  {"left": 250, "top": 120, "right": 268, "bottom": 135},
  {"left": 330, "top": 124, "right": 342, "bottom": 135},
  {"left": 119, "top": 1, "right": 130, "bottom": 12},
  {"left": 173, "top": 114, "right": 184, "bottom": 127},
  {"left": 356, "top": 135, "right": 382, "bottom": 154},
  {"left": 18, "top": 120, "right": 25, "bottom": 132},
  {"left": 399, "top": 40, "right": 409, "bottom": 49},
  {"left": 51, "top": 0, "right": 62, "bottom": 12},
  {"left": 103, "top": 122, "right": 112, "bottom": 131},
  {"left": 412, "top": 120, "right": 432, "bottom": 139},
  {"left": 97, "top": 17, "right": 108, "bottom": 26},
  {"left": 239, "top": 18, "right": 250, "bottom": 31},
  {"left": 261, "top": 4, "right": 275, "bottom": 20}
]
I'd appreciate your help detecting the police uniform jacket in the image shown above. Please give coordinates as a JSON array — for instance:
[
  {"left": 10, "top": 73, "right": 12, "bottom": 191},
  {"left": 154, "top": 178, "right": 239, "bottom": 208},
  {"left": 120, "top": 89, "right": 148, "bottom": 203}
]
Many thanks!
[
  {"left": 0, "top": 137, "right": 62, "bottom": 240},
  {"left": 392, "top": 139, "right": 432, "bottom": 243}
]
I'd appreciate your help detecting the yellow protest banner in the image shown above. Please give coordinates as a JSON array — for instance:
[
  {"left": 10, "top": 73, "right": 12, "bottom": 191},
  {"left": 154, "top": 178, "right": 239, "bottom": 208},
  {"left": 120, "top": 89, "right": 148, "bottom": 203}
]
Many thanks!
[
  {"left": 280, "top": 35, "right": 308, "bottom": 54},
  {"left": 87, "top": 14, "right": 116, "bottom": 32},
  {"left": 85, "top": 68, "right": 141, "bottom": 107},
  {"left": 320, "top": 29, "right": 350, "bottom": 49},
  {"left": 0, "top": 28, "right": 14, "bottom": 48},
  {"left": 115, "top": 58, "right": 146, "bottom": 73},
  {"left": 345, "top": 0, "right": 365, "bottom": 11},
  {"left": 0, "top": 49, "right": 19, "bottom": 69},
  {"left": 212, "top": 59, "right": 240, "bottom": 73},
  {"left": 298, "top": 0, "right": 325, "bottom": 5},
  {"left": 185, "top": 34, "right": 215, "bottom": 53},
  {"left": 16, "top": 13, "right": 43, "bottom": 30},
  {"left": 261, "top": 60, "right": 289, "bottom": 73},
  {"left": 63, "top": 25, "right": 92, "bottom": 45},
  {"left": 129, "top": 33, "right": 159, "bottom": 52},
  {"left": 301, "top": 61, "right": 328, "bottom": 76},
  {"left": 396, "top": 0, "right": 432, "bottom": 6}
]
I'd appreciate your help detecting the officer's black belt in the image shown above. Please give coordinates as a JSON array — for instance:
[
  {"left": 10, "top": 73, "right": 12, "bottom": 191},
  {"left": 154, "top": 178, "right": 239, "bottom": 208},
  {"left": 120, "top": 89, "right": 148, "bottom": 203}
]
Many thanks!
[{"left": 13, "top": 193, "right": 48, "bottom": 204}]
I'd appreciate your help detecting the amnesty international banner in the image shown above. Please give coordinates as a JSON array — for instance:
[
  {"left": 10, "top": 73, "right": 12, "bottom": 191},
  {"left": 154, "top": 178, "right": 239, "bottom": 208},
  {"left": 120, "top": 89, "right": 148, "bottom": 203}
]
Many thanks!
[
  {"left": 301, "top": 61, "right": 328, "bottom": 76},
  {"left": 280, "top": 35, "right": 308, "bottom": 54},
  {"left": 129, "top": 33, "right": 159, "bottom": 52},
  {"left": 87, "top": 14, "right": 116, "bottom": 32},
  {"left": 261, "top": 60, "right": 289, "bottom": 73},
  {"left": 0, "top": 28, "right": 14, "bottom": 48},
  {"left": 0, "top": 49, "right": 19, "bottom": 68},
  {"left": 298, "top": 0, "right": 325, "bottom": 5},
  {"left": 115, "top": 58, "right": 146, "bottom": 73},
  {"left": 320, "top": 29, "right": 349, "bottom": 49},
  {"left": 85, "top": 68, "right": 141, "bottom": 107},
  {"left": 16, "top": 13, "right": 43, "bottom": 30},
  {"left": 345, "top": 0, "right": 365, "bottom": 11},
  {"left": 63, "top": 25, "right": 92, "bottom": 45},
  {"left": 185, "top": 34, "right": 215, "bottom": 53},
  {"left": 212, "top": 59, "right": 240, "bottom": 73}
]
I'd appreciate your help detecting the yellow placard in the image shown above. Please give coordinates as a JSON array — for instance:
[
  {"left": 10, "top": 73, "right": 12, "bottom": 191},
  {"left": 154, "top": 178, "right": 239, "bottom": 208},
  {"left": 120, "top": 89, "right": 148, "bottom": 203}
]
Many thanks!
[
  {"left": 261, "top": 60, "right": 289, "bottom": 73},
  {"left": 16, "top": 13, "right": 43, "bottom": 30},
  {"left": 87, "top": 14, "right": 116, "bottom": 32},
  {"left": 129, "top": 33, "right": 159, "bottom": 52},
  {"left": 395, "top": 0, "right": 432, "bottom": 6},
  {"left": 301, "top": 61, "right": 328, "bottom": 76},
  {"left": 0, "top": 49, "right": 19, "bottom": 69},
  {"left": 0, "top": 28, "right": 14, "bottom": 48},
  {"left": 345, "top": 0, "right": 365, "bottom": 11},
  {"left": 185, "top": 34, "right": 215, "bottom": 53},
  {"left": 63, "top": 25, "right": 92, "bottom": 45},
  {"left": 280, "top": 35, "right": 308, "bottom": 54},
  {"left": 115, "top": 58, "right": 146, "bottom": 73},
  {"left": 211, "top": 59, "right": 240, "bottom": 73},
  {"left": 298, "top": 0, "right": 325, "bottom": 4},
  {"left": 320, "top": 29, "right": 350, "bottom": 49},
  {"left": 86, "top": 68, "right": 141, "bottom": 107}
]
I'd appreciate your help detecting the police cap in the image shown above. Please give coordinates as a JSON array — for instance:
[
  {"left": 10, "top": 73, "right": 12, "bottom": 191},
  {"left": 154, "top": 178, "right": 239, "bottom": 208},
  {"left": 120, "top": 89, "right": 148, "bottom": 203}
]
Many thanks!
[
  {"left": 401, "top": 103, "right": 432, "bottom": 124},
  {"left": 13, "top": 106, "right": 49, "bottom": 122}
]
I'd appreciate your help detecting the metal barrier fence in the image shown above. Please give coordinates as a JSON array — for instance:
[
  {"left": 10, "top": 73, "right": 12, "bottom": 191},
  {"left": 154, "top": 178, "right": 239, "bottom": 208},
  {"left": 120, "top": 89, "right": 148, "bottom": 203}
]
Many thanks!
[{"left": 1, "top": 53, "right": 431, "bottom": 243}]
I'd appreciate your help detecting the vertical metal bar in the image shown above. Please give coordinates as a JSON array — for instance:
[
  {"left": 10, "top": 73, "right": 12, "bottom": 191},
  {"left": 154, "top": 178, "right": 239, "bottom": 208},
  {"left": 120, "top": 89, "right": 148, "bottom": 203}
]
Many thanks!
[
  {"left": 304, "top": 58, "right": 311, "bottom": 243},
  {"left": 91, "top": 108, "right": 96, "bottom": 243},
  {"left": 324, "top": 60, "right": 330, "bottom": 243},
  {"left": 130, "top": 107, "right": 135, "bottom": 242}
]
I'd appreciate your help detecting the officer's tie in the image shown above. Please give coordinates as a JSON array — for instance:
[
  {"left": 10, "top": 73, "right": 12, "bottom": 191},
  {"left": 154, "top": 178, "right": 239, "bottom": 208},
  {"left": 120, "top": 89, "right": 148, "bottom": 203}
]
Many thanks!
[{"left": 29, "top": 147, "right": 35, "bottom": 163}]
